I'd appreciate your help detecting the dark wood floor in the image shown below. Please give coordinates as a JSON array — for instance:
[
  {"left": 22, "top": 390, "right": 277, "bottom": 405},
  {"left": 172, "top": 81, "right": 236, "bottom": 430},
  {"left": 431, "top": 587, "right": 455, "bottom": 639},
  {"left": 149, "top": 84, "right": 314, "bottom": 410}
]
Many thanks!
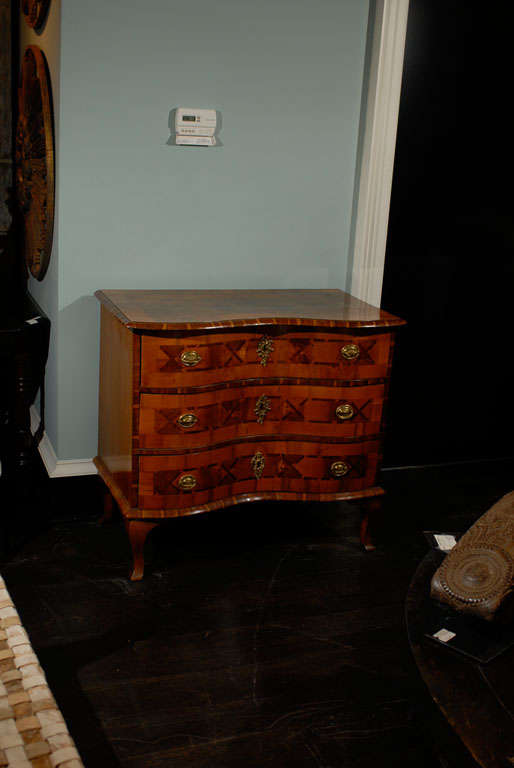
[{"left": 2, "top": 458, "right": 513, "bottom": 767}]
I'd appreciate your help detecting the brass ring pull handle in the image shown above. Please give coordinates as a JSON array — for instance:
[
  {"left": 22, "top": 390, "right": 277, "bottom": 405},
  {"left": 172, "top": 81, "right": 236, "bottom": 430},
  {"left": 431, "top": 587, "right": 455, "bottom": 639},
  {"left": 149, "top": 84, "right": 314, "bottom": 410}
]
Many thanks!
[
  {"left": 340, "top": 343, "right": 360, "bottom": 361},
  {"left": 180, "top": 349, "right": 202, "bottom": 367},
  {"left": 257, "top": 336, "right": 274, "bottom": 366},
  {"left": 177, "top": 474, "right": 197, "bottom": 491},
  {"left": 255, "top": 394, "right": 271, "bottom": 424},
  {"left": 335, "top": 403, "right": 354, "bottom": 421},
  {"left": 330, "top": 460, "right": 350, "bottom": 478},
  {"left": 251, "top": 451, "right": 265, "bottom": 479},
  {"left": 177, "top": 413, "right": 198, "bottom": 429}
]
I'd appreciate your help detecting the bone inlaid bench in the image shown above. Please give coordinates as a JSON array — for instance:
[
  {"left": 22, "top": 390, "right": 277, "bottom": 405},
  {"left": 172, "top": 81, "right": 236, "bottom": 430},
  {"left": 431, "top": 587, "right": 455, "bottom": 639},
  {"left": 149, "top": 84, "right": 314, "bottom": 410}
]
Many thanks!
[{"left": 0, "top": 575, "right": 84, "bottom": 768}]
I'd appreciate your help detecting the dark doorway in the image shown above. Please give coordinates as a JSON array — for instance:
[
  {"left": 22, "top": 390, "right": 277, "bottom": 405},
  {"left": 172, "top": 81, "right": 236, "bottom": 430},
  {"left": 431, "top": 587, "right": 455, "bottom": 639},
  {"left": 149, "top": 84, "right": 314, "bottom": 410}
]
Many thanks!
[{"left": 381, "top": 0, "right": 514, "bottom": 468}]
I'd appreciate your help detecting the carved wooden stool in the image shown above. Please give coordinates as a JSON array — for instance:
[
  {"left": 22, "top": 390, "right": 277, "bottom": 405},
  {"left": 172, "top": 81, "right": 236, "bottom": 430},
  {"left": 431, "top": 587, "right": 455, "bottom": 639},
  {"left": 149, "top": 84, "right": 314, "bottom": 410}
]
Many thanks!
[{"left": 431, "top": 491, "right": 514, "bottom": 622}]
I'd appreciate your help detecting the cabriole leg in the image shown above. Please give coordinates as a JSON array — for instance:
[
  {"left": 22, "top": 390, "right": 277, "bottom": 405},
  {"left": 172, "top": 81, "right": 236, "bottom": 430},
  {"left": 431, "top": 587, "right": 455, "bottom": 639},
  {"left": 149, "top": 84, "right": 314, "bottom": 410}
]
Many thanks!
[
  {"left": 124, "top": 519, "right": 158, "bottom": 581},
  {"left": 359, "top": 496, "right": 383, "bottom": 551},
  {"left": 98, "top": 488, "right": 115, "bottom": 524}
]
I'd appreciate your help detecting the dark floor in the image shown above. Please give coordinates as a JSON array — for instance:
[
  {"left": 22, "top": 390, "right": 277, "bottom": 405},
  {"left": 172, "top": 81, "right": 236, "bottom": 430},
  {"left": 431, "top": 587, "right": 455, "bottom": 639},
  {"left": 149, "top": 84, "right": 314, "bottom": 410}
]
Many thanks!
[{"left": 2, "top": 458, "right": 513, "bottom": 768}]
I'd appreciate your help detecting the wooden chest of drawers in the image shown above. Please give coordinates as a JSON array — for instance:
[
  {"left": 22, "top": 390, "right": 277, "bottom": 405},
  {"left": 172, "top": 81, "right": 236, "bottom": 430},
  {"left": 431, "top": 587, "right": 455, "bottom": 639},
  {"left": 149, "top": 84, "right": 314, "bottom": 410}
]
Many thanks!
[{"left": 94, "top": 289, "right": 404, "bottom": 579}]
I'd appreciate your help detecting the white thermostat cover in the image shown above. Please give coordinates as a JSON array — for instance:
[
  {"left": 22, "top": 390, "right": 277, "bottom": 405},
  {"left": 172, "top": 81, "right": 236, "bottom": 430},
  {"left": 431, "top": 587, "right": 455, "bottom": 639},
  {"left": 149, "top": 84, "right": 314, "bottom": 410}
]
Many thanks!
[
  {"left": 175, "top": 107, "right": 217, "bottom": 137},
  {"left": 176, "top": 135, "right": 216, "bottom": 146}
]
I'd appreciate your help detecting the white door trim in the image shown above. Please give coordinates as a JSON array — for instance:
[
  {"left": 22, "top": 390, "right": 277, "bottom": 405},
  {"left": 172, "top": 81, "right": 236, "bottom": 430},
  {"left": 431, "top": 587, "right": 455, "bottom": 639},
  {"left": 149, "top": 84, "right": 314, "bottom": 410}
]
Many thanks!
[{"left": 350, "top": 0, "right": 410, "bottom": 307}]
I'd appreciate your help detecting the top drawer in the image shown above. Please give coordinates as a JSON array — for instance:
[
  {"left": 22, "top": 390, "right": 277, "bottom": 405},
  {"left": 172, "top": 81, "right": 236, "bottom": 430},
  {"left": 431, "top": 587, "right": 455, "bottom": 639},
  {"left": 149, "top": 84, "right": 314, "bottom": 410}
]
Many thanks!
[{"left": 140, "top": 330, "right": 392, "bottom": 389}]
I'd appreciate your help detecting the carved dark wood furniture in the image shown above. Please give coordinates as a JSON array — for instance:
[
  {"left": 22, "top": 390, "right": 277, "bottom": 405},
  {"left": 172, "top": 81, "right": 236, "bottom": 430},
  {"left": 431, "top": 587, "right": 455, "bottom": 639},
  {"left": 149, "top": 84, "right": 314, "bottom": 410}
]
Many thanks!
[
  {"left": 21, "top": 0, "right": 51, "bottom": 31},
  {"left": 431, "top": 491, "right": 514, "bottom": 622},
  {"left": 16, "top": 45, "right": 55, "bottom": 282},
  {"left": 0, "top": 40, "right": 53, "bottom": 484},
  {"left": 1, "top": 22, "right": 52, "bottom": 559},
  {"left": 407, "top": 550, "right": 514, "bottom": 768},
  {"left": 0, "top": 293, "right": 50, "bottom": 478},
  {"left": 94, "top": 289, "right": 405, "bottom": 580}
]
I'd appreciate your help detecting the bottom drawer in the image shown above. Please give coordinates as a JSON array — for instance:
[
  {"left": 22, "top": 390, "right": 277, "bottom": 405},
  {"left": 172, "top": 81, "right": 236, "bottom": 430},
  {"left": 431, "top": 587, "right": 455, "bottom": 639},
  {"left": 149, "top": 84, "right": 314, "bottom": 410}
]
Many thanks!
[{"left": 138, "top": 440, "right": 380, "bottom": 510}]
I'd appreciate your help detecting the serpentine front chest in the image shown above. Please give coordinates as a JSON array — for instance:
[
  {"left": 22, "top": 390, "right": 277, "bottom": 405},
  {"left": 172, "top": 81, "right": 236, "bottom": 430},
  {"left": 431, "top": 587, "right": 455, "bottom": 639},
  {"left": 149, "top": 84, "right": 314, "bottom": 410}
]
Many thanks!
[{"left": 94, "top": 289, "right": 405, "bottom": 579}]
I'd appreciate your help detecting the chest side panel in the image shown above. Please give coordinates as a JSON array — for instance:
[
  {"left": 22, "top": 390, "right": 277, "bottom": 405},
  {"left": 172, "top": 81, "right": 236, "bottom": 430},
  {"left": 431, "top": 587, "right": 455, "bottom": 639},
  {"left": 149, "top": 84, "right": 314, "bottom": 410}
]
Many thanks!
[{"left": 98, "top": 306, "right": 135, "bottom": 500}]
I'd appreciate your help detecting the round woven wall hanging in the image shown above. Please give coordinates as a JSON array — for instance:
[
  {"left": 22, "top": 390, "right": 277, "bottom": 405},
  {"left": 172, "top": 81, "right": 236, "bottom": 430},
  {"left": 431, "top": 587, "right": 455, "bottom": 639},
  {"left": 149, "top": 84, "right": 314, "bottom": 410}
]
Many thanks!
[
  {"left": 15, "top": 45, "right": 55, "bottom": 281},
  {"left": 21, "top": 0, "right": 51, "bottom": 30}
]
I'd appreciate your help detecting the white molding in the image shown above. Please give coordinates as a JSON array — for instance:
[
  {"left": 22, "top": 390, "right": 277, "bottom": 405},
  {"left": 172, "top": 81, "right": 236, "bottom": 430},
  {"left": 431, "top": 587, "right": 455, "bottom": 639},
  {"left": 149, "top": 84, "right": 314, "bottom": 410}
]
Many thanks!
[
  {"left": 350, "top": 0, "right": 410, "bottom": 307},
  {"left": 30, "top": 406, "right": 97, "bottom": 478}
]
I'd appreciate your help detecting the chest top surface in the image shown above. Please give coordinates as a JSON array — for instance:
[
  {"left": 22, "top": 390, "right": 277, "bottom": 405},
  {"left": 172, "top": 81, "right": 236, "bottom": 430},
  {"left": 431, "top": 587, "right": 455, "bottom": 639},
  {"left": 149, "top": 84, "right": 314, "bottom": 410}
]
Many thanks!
[{"left": 95, "top": 289, "right": 405, "bottom": 332}]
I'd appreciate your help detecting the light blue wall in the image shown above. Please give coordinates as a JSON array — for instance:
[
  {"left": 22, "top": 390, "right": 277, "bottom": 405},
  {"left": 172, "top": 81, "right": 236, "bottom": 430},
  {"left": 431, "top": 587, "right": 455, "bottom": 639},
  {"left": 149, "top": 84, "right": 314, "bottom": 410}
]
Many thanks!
[{"left": 45, "top": 0, "right": 370, "bottom": 460}]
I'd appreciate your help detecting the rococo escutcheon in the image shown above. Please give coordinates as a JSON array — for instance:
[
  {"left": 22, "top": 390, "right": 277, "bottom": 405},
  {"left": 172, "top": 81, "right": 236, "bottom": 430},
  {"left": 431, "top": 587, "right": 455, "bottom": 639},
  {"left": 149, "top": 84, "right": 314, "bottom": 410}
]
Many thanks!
[
  {"left": 21, "top": 0, "right": 51, "bottom": 30},
  {"left": 15, "top": 45, "right": 55, "bottom": 281}
]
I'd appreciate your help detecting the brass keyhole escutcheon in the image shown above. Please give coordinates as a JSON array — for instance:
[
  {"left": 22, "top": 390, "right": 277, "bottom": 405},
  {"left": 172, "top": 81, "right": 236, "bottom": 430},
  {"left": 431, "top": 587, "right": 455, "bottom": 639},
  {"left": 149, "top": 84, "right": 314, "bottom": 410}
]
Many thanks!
[
  {"left": 257, "top": 336, "right": 274, "bottom": 366},
  {"left": 336, "top": 403, "right": 354, "bottom": 421},
  {"left": 177, "top": 413, "right": 198, "bottom": 429},
  {"left": 340, "top": 343, "right": 360, "bottom": 361},
  {"left": 180, "top": 349, "right": 202, "bottom": 367},
  {"left": 255, "top": 394, "right": 271, "bottom": 424},
  {"left": 330, "top": 460, "right": 350, "bottom": 478},
  {"left": 251, "top": 451, "right": 265, "bottom": 479},
  {"left": 178, "top": 474, "right": 197, "bottom": 491}
]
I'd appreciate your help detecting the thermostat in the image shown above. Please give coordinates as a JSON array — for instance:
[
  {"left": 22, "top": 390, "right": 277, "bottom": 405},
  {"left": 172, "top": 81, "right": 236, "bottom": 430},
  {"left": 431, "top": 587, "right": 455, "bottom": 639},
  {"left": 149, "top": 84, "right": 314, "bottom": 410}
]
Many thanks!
[
  {"left": 175, "top": 108, "right": 217, "bottom": 145},
  {"left": 176, "top": 134, "right": 216, "bottom": 146}
]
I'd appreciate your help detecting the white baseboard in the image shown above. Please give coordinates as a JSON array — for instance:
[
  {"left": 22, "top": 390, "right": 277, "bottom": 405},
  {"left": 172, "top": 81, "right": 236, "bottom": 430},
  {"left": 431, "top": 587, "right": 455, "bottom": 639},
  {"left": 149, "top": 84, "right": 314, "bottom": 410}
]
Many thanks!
[{"left": 30, "top": 406, "right": 97, "bottom": 478}]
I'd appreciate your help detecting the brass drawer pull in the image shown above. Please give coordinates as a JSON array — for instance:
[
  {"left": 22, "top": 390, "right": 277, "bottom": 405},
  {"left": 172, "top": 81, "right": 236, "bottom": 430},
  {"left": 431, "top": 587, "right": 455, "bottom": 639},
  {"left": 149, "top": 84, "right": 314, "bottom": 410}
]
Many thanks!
[
  {"left": 177, "top": 412, "right": 198, "bottom": 429},
  {"left": 336, "top": 403, "right": 354, "bottom": 421},
  {"left": 257, "top": 336, "right": 274, "bottom": 366},
  {"left": 180, "top": 349, "right": 202, "bottom": 367},
  {"left": 255, "top": 394, "right": 271, "bottom": 424},
  {"left": 251, "top": 451, "right": 265, "bottom": 479},
  {"left": 330, "top": 460, "right": 350, "bottom": 478},
  {"left": 177, "top": 474, "right": 197, "bottom": 491},
  {"left": 340, "top": 343, "right": 360, "bottom": 361}
]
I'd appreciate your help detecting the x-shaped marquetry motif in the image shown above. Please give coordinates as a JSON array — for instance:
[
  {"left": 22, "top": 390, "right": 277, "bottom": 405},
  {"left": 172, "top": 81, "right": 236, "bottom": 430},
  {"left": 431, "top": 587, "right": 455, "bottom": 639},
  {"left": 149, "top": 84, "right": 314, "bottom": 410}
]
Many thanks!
[
  {"left": 154, "top": 469, "right": 183, "bottom": 495},
  {"left": 347, "top": 399, "right": 372, "bottom": 421},
  {"left": 290, "top": 338, "right": 311, "bottom": 364},
  {"left": 159, "top": 346, "right": 185, "bottom": 372},
  {"left": 221, "top": 340, "right": 246, "bottom": 367},
  {"left": 219, "top": 459, "right": 238, "bottom": 485},
  {"left": 155, "top": 409, "right": 179, "bottom": 434},
  {"left": 281, "top": 398, "right": 308, "bottom": 422},
  {"left": 220, "top": 398, "right": 242, "bottom": 425},
  {"left": 276, "top": 454, "right": 303, "bottom": 478}
]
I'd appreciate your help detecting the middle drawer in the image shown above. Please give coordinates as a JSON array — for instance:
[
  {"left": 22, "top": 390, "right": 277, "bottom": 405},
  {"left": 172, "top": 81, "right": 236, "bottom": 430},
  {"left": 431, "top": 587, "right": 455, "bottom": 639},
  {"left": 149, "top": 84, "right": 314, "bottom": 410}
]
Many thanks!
[{"left": 138, "top": 383, "right": 385, "bottom": 450}]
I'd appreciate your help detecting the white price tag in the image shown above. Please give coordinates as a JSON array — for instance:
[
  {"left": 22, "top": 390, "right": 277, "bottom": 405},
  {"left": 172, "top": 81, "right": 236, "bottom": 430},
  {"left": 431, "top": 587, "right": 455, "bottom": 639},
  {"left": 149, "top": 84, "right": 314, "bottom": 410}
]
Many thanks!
[
  {"left": 433, "top": 628, "right": 456, "bottom": 643},
  {"left": 434, "top": 534, "right": 457, "bottom": 551},
  {"left": 25, "top": 316, "right": 41, "bottom": 325}
]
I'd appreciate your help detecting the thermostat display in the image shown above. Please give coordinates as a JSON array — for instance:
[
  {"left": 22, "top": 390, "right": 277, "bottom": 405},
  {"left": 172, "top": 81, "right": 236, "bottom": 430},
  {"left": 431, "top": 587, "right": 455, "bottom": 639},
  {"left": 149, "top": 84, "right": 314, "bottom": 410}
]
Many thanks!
[{"left": 175, "top": 108, "right": 217, "bottom": 137}]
